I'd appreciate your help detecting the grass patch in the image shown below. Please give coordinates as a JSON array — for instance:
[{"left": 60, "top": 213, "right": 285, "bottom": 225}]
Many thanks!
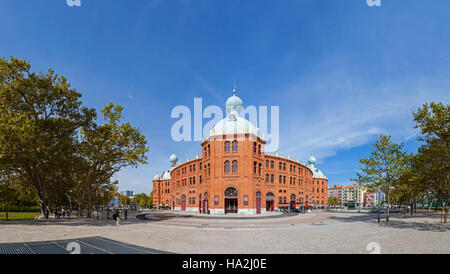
[{"left": 0, "top": 212, "right": 41, "bottom": 220}]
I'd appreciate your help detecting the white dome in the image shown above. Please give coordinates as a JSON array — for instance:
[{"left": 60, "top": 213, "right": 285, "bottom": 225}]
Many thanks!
[
  {"left": 161, "top": 170, "right": 171, "bottom": 180},
  {"left": 307, "top": 155, "right": 326, "bottom": 179},
  {"left": 310, "top": 167, "right": 327, "bottom": 179},
  {"left": 308, "top": 155, "right": 317, "bottom": 165},
  {"left": 226, "top": 95, "right": 243, "bottom": 113},
  {"left": 212, "top": 112, "right": 258, "bottom": 135},
  {"left": 169, "top": 153, "right": 178, "bottom": 163},
  {"left": 153, "top": 174, "right": 160, "bottom": 180}
]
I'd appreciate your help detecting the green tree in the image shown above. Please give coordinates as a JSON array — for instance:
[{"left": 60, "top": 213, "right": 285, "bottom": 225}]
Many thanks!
[
  {"left": 79, "top": 103, "right": 149, "bottom": 217},
  {"left": 328, "top": 197, "right": 339, "bottom": 206},
  {"left": 0, "top": 172, "right": 20, "bottom": 221},
  {"left": 0, "top": 57, "right": 95, "bottom": 215},
  {"left": 120, "top": 195, "right": 131, "bottom": 206},
  {"left": 148, "top": 191, "right": 153, "bottom": 207},
  {"left": 132, "top": 193, "right": 150, "bottom": 208},
  {"left": 353, "top": 135, "right": 407, "bottom": 221},
  {"left": 413, "top": 102, "right": 449, "bottom": 223}
]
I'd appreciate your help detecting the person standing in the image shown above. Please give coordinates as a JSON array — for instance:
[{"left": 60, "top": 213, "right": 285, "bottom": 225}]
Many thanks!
[
  {"left": 116, "top": 210, "right": 121, "bottom": 227},
  {"left": 67, "top": 209, "right": 71, "bottom": 220},
  {"left": 124, "top": 209, "right": 128, "bottom": 220}
]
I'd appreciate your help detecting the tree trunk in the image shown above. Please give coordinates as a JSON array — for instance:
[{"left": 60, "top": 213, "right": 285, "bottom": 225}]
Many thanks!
[
  {"left": 444, "top": 203, "right": 448, "bottom": 224},
  {"left": 87, "top": 191, "right": 92, "bottom": 218},
  {"left": 5, "top": 203, "right": 9, "bottom": 221},
  {"left": 386, "top": 193, "right": 390, "bottom": 222}
]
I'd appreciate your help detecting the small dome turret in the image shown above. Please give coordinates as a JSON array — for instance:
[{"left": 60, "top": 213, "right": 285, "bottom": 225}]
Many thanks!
[
  {"left": 169, "top": 153, "right": 178, "bottom": 164},
  {"left": 308, "top": 155, "right": 317, "bottom": 166},
  {"left": 153, "top": 174, "right": 160, "bottom": 180},
  {"left": 225, "top": 86, "right": 243, "bottom": 114}
]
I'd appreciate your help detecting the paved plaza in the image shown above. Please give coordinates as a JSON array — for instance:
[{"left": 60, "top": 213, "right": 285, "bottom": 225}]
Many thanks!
[{"left": 0, "top": 210, "right": 448, "bottom": 254}]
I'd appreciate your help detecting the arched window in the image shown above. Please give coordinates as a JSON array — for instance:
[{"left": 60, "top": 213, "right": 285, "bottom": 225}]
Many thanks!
[
  {"left": 253, "top": 142, "right": 257, "bottom": 153},
  {"left": 270, "top": 161, "right": 274, "bottom": 169},
  {"left": 279, "top": 197, "right": 282, "bottom": 203},
  {"left": 258, "top": 144, "right": 261, "bottom": 154},
  {"left": 256, "top": 191, "right": 262, "bottom": 198},
  {"left": 266, "top": 160, "right": 269, "bottom": 168},
  {"left": 232, "top": 160, "right": 238, "bottom": 173},
  {"left": 271, "top": 174, "right": 274, "bottom": 183},
  {"left": 290, "top": 194, "right": 296, "bottom": 201},
  {"left": 224, "top": 161, "right": 230, "bottom": 173},
  {"left": 279, "top": 175, "right": 282, "bottom": 184},
  {"left": 224, "top": 141, "right": 230, "bottom": 152},
  {"left": 265, "top": 174, "right": 269, "bottom": 182},
  {"left": 232, "top": 141, "right": 238, "bottom": 152},
  {"left": 283, "top": 197, "right": 287, "bottom": 203},
  {"left": 225, "top": 187, "right": 238, "bottom": 198},
  {"left": 258, "top": 163, "right": 262, "bottom": 174},
  {"left": 283, "top": 176, "right": 286, "bottom": 184},
  {"left": 253, "top": 162, "right": 257, "bottom": 173},
  {"left": 193, "top": 176, "right": 196, "bottom": 184}
]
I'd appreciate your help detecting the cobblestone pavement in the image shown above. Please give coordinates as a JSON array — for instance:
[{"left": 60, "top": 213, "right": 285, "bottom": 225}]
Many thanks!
[{"left": 0, "top": 211, "right": 448, "bottom": 254}]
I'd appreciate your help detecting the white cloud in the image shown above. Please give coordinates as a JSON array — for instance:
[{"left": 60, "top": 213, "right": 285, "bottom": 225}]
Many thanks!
[{"left": 275, "top": 71, "right": 450, "bottom": 162}]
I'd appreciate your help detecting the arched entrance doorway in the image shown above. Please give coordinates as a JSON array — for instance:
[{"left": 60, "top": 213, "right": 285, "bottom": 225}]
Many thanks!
[
  {"left": 305, "top": 195, "right": 309, "bottom": 211},
  {"left": 203, "top": 192, "right": 209, "bottom": 214},
  {"left": 290, "top": 194, "right": 296, "bottom": 212},
  {"left": 181, "top": 195, "right": 186, "bottom": 211},
  {"left": 224, "top": 187, "right": 238, "bottom": 214},
  {"left": 266, "top": 193, "right": 274, "bottom": 211},
  {"left": 256, "top": 192, "right": 262, "bottom": 214}
]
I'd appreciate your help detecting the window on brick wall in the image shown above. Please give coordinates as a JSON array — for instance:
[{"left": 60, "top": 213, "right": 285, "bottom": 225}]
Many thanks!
[
  {"left": 232, "top": 141, "right": 238, "bottom": 152},
  {"left": 232, "top": 160, "right": 238, "bottom": 173},
  {"left": 224, "top": 141, "right": 230, "bottom": 152},
  {"left": 224, "top": 161, "right": 230, "bottom": 173}
]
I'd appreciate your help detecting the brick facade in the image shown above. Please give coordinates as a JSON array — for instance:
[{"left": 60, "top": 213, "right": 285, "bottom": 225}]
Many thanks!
[{"left": 152, "top": 133, "right": 328, "bottom": 214}]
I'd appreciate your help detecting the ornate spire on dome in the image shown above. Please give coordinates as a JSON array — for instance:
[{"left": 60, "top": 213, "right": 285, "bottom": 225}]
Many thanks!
[
  {"left": 226, "top": 84, "right": 243, "bottom": 114},
  {"left": 308, "top": 154, "right": 317, "bottom": 166},
  {"left": 169, "top": 153, "right": 178, "bottom": 167}
]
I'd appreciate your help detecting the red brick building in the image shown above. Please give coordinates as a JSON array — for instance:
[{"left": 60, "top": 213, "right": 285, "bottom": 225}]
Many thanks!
[{"left": 152, "top": 89, "right": 328, "bottom": 214}]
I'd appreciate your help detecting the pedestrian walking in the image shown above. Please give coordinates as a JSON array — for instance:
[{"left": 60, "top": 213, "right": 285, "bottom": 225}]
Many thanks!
[
  {"left": 67, "top": 209, "right": 71, "bottom": 220},
  {"left": 116, "top": 211, "right": 121, "bottom": 227},
  {"left": 124, "top": 209, "right": 128, "bottom": 220}
]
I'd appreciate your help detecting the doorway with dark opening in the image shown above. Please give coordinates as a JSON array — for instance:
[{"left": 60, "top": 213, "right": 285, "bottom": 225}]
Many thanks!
[{"left": 224, "top": 187, "right": 238, "bottom": 214}]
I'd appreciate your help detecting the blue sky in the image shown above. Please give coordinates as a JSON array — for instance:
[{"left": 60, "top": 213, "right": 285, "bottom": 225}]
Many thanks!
[{"left": 1, "top": 0, "right": 449, "bottom": 194}]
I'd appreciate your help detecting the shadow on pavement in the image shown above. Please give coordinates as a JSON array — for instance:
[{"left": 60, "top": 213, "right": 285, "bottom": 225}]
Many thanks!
[{"left": 329, "top": 212, "right": 449, "bottom": 232}]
